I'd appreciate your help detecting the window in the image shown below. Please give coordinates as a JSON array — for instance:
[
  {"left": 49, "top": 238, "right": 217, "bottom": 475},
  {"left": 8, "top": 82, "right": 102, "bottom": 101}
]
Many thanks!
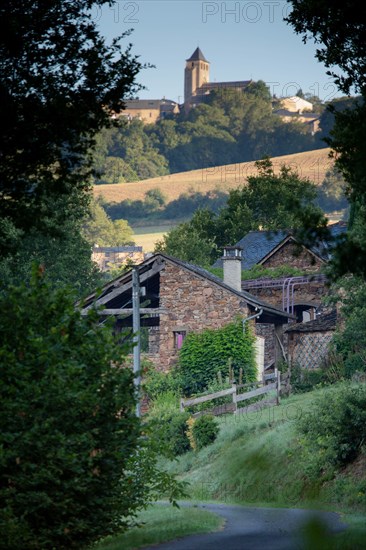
[{"left": 174, "top": 331, "right": 186, "bottom": 350}]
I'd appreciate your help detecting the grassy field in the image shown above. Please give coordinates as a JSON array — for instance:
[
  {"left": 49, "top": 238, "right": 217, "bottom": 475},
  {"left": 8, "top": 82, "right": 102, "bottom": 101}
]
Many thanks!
[
  {"left": 94, "top": 148, "right": 333, "bottom": 205},
  {"left": 132, "top": 225, "right": 174, "bottom": 252},
  {"left": 94, "top": 504, "right": 224, "bottom": 550}
]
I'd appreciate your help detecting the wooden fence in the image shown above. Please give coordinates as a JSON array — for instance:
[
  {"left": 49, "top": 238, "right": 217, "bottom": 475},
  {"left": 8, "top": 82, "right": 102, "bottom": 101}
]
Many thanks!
[{"left": 180, "top": 369, "right": 291, "bottom": 417}]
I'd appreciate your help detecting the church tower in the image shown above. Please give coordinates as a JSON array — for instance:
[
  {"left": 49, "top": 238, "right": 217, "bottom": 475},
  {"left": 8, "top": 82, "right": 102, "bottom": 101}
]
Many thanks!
[{"left": 184, "top": 47, "right": 210, "bottom": 108}]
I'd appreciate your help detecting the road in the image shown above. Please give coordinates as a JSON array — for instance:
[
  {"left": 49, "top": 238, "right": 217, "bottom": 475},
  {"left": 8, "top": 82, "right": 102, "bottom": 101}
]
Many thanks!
[{"left": 145, "top": 502, "right": 347, "bottom": 550}]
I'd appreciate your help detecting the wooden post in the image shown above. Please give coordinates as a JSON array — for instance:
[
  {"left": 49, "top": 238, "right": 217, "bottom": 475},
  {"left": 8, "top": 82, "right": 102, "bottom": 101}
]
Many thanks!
[
  {"left": 232, "top": 384, "right": 237, "bottom": 414},
  {"left": 276, "top": 368, "right": 281, "bottom": 405}
]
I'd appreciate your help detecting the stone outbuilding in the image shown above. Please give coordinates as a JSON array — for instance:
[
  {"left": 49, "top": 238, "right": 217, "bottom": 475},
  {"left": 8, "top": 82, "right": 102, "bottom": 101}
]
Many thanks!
[
  {"left": 81, "top": 252, "right": 292, "bottom": 374},
  {"left": 285, "top": 311, "right": 337, "bottom": 369}
]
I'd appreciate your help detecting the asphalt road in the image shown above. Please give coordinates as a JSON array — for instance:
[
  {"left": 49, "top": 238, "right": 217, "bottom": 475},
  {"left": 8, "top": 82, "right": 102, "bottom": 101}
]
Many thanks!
[{"left": 145, "top": 502, "right": 347, "bottom": 550}]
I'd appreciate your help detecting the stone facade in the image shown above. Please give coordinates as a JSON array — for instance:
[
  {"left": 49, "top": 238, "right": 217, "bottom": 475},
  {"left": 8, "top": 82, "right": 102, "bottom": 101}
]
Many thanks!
[
  {"left": 146, "top": 262, "right": 249, "bottom": 372},
  {"left": 246, "top": 282, "right": 326, "bottom": 312},
  {"left": 261, "top": 240, "right": 324, "bottom": 272}
]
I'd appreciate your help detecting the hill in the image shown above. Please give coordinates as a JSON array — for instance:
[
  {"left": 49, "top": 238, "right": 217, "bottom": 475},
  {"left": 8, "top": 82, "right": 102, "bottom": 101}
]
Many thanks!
[{"left": 93, "top": 148, "right": 333, "bottom": 205}]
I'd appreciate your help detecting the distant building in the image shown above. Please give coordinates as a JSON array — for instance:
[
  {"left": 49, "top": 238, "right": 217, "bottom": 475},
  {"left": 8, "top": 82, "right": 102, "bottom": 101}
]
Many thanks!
[
  {"left": 92, "top": 246, "right": 144, "bottom": 272},
  {"left": 115, "top": 98, "right": 179, "bottom": 124},
  {"left": 184, "top": 47, "right": 252, "bottom": 111},
  {"left": 273, "top": 95, "right": 319, "bottom": 134}
]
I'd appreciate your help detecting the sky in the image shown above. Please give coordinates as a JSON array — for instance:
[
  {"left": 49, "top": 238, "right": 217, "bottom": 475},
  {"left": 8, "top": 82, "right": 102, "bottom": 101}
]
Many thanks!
[{"left": 96, "top": 1, "right": 341, "bottom": 104}]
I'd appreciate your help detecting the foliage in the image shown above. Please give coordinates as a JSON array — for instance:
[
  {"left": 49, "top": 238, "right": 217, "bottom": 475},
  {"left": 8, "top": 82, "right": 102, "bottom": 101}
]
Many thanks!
[
  {"left": 83, "top": 199, "right": 134, "bottom": 247},
  {"left": 157, "top": 158, "right": 322, "bottom": 265},
  {"left": 155, "top": 213, "right": 217, "bottom": 265},
  {"left": 0, "top": 269, "right": 140, "bottom": 549},
  {"left": 0, "top": 270, "right": 185, "bottom": 549},
  {"left": 286, "top": 1, "right": 366, "bottom": 95},
  {"left": 191, "top": 415, "right": 219, "bottom": 451},
  {"left": 298, "top": 383, "right": 366, "bottom": 475},
  {"left": 0, "top": 0, "right": 143, "bottom": 259},
  {"left": 209, "top": 264, "right": 308, "bottom": 281},
  {"left": 178, "top": 319, "right": 256, "bottom": 396},
  {"left": 149, "top": 410, "right": 191, "bottom": 458},
  {"left": 316, "top": 166, "right": 348, "bottom": 213},
  {"left": 286, "top": 1, "right": 366, "bottom": 279},
  {"left": 290, "top": 365, "right": 328, "bottom": 393},
  {"left": 94, "top": 81, "right": 321, "bottom": 185},
  {"left": 142, "top": 361, "right": 182, "bottom": 402},
  {"left": 331, "top": 277, "right": 366, "bottom": 377},
  {"left": 0, "top": 217, "right": 102, "bottom": 297}
]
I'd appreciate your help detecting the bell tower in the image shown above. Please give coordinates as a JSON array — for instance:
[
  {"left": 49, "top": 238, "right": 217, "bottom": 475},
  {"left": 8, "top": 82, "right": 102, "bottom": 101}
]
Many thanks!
[{"left": 184, "top": 47, "right": 210, "bottom": 109}]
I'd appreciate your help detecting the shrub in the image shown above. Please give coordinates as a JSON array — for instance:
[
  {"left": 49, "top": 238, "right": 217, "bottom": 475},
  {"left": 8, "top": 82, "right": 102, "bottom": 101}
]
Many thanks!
[
  {"left": 290, "top": 365, "right": 327, "bottom": 393},
  {"left": 143, "top": 363, "right": 181, "bottom": 401},
  {"left": 178, "top": 319, "right": 256, "bottom": 395},
  {"left": 298, "top": 383, "right": 366, "bottom": 475},
  {"left": 149, "top": 411, "right": 191, "bottom": 457},
  {"left": 191, "top": 415, "right": 219, "bottom": 451}
]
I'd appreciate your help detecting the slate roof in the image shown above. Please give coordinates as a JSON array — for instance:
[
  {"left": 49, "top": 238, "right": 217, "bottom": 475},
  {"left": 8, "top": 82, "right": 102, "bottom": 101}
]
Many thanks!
[
  {"left": 151, "top": 254, "right": 293, "bottom": 321},
  {"left": 81, "top": 253, "right": 294, "bottom": 322},
  {"left": 213, "top": 222, "right": 347, "bottom": 270},
  {"left": 285, "top": 310, "right": 337, "bottom": 333},
  {"left": 186, "top": 47, "right": 209, "bottom": 62}
]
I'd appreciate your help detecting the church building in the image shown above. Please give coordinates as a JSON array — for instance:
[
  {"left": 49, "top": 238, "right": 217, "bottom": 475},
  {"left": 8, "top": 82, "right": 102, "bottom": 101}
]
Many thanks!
[{"left": 184, "top": 47, "right": 252, "bottom": 111}]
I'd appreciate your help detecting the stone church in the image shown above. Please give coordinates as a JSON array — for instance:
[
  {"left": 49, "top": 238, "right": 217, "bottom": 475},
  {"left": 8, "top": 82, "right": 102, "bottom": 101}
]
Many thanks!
[
  {"left": 184, "top": 47, "right": 252, "bottom": 111},
  {"left": 119, "top": 47, "right": 252, "bottom": 122}
]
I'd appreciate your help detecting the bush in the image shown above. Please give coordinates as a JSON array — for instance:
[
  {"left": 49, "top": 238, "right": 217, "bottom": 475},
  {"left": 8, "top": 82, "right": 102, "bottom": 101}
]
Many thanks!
[
  {"left": 178, "top": 319, "right": 256, "bottom": 396},
  {"left": 191, "top": 415, "right": 219, "bottom": 451},
  {"left": 163, "top": 411, "right": 191, "bottom": 456},
  {"left": 142, "top": 363, "right": 181, "bottom": 401},
  {"left": 290, "top": 365, "right": 327, "bottom": 393},
  {"left": 0, "top": 270, "right": 140, "bottom": 549},
  {"left": 298, "top": 383, "right": 366, "bottom": 475}
]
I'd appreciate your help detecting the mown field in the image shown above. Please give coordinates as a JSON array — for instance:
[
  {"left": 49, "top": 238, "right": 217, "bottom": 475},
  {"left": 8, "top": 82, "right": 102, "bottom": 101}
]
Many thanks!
[{"left": 94, "top": 148, "right": 333, "bottom": 205}]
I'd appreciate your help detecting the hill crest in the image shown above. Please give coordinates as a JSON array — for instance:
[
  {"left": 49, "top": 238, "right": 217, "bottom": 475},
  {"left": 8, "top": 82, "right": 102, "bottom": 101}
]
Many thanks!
[{"left": 94, "top": 148, "right": 333, "bottom": 205}]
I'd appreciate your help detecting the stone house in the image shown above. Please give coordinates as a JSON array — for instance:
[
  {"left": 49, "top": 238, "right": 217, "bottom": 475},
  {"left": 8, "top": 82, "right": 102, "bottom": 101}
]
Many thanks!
[
  {"left": 81, "top": 251, "right": 292, "bottom": 375},
  {"left": 213, "top": 222, "right": 347, "bottom": 369}
]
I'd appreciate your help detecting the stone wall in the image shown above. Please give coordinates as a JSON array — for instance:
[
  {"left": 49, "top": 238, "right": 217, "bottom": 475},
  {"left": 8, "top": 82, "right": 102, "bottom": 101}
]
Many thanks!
[
  {"left": 247, "top": 282, "right": 326, "bottom": 311},
  {"left": 147, "top": 261, "right": 249, "bottom": 372},
  {"left": 261, "top": 240, "right": 324, "bottom": 272}
]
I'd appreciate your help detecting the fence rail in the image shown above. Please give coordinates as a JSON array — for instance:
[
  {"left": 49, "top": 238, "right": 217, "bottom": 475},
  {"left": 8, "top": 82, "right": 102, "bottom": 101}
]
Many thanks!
[{"left": 180, "top": 368, "right": 289, "bottom": 417}]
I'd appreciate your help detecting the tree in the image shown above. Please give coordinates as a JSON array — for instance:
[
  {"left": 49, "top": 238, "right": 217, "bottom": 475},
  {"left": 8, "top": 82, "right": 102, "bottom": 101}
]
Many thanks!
[
  {"left": 0, "top": 270, "right": 184, "bottom": 549},
  {"left": 0, "top": 0, "right": 143, "bottom": 258},
  {"left": 156, "top": 158, "right": 322, "bottom": 265},
  {"left": 155, "top": 209, "right": 217, "bottom": 266},
  {"left": 286, "top": 0, "right": 366, "bottom": 278},
  {"left": 83, "top": 200, "right": 134, "bottom": 246},
  {"left": 286, "top": 1, "right": 366, "bottom": 95},
  {"left": 0, "top": 270, "right": 139, "bottom": 548}
]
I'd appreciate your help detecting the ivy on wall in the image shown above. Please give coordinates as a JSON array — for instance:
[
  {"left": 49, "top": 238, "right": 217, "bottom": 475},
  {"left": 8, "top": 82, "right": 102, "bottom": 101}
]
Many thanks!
[{"left": 178, "top": 319, "right": 256, "bottom": 396}]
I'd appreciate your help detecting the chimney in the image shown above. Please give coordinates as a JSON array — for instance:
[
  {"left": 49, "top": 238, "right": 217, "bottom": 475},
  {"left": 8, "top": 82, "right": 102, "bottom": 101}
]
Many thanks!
[{"left": 222, "top": 246, "right": 242, "bottom": 292}]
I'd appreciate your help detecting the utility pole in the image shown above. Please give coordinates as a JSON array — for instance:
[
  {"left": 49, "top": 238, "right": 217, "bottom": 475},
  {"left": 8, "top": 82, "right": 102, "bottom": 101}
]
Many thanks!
[{"left": 132, "top": 266, "right": 141, "bottom": 418}]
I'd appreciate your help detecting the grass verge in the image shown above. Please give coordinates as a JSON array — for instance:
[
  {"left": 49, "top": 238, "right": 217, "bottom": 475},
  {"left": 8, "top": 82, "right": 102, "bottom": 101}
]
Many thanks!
[
  {"left": 94, "top": 504, "right": 224, "bottom": 550},
  {"left": 162, "top": 387, "right": 366, "bottom": 513}
]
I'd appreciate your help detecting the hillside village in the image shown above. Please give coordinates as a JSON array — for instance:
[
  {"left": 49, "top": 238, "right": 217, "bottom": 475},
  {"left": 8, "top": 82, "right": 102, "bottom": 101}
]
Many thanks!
[
  {"left": 2, "top": 5, "right": 366, "bottom": 549},
  {"left": 119, "top": 47, "right": 319, "bottom": 134}
]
